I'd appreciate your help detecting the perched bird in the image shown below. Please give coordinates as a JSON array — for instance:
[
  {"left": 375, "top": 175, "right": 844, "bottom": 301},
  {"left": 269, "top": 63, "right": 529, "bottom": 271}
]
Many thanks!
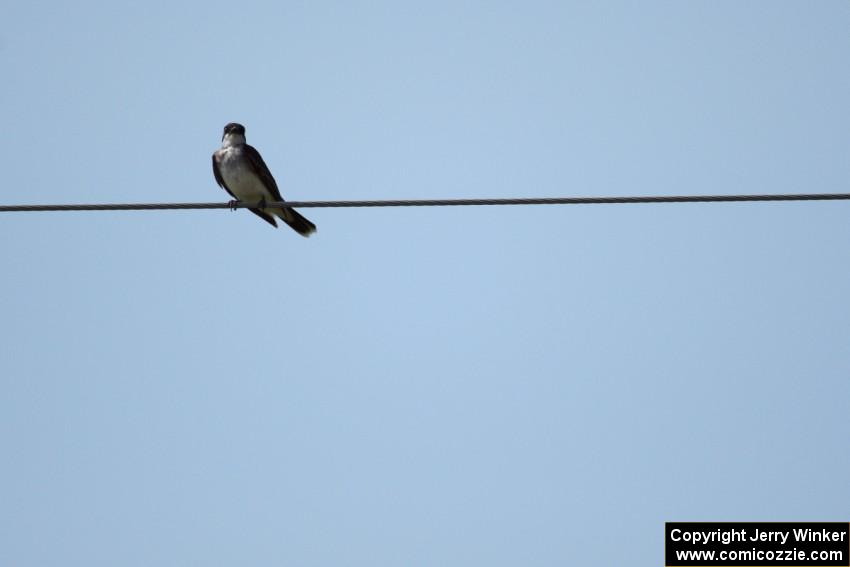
[{"left": 212, "top": 122, "right": 316, "bottom": 237}]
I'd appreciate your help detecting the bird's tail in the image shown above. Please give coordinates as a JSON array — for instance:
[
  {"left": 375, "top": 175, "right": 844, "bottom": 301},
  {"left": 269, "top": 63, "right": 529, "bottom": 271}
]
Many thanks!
[{"left": 278, "top": 207, "right": 317, "bottom": 237}]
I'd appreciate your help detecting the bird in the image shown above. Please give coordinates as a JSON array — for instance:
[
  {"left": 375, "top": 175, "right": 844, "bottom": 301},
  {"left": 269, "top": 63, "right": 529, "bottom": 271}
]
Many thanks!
[{"left": 212, "top": 122, "right": 316, "bottom": 237}]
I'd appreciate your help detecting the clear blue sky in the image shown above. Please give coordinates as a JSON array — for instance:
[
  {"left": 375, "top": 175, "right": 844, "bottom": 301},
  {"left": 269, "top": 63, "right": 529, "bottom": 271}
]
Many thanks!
[{"left": 2, "top": 1, "right": 848, "bottom": 565}]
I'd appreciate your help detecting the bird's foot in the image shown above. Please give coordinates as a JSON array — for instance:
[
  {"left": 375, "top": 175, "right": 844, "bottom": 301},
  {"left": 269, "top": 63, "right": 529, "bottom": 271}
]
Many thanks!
[
  {"left": 257, "top": 197, "right": 267, "bottom": 209},
  {"left": 228, "top": 199, "right": 239, "bottom": 211}
]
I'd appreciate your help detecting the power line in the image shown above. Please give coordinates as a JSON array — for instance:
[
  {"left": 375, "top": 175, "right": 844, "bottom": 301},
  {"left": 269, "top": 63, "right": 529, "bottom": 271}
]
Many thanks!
[{"left": 1, "top": 193, "right": 849, "bottom": 213}]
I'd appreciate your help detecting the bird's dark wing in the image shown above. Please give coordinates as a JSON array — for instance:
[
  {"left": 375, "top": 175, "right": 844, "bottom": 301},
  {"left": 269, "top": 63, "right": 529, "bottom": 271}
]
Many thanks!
[
  {"left": 248, "top": 208, "right": 278, "bottom": 227},
  {"left": 212, "top": 153, "right": 236, "bottom": 200},
  {"left": 245, "top": 144, "right": 285, "bottom": 202}
]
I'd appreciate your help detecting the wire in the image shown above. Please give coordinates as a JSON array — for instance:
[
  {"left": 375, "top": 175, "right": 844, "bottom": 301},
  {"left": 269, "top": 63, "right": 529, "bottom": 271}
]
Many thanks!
[{"left": 1, "top": 193, "right": 849, "bottom": 213}]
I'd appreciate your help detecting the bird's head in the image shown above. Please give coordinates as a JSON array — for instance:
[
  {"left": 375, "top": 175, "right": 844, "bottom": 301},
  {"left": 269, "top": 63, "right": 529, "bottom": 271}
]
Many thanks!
[{"left": 221, "top": 122, "right": 246, "bottom": 146}]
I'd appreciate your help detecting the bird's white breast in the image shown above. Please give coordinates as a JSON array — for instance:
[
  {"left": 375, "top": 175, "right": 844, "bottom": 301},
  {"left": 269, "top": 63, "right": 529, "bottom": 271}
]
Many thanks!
[{"left": 217, "top": 146, "right": 269, "bottom": 202}]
